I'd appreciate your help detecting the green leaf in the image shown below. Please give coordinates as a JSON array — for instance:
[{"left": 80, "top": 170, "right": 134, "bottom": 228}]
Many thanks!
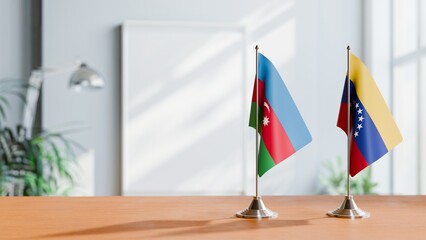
[
  {"left": 24, "top": 173, "right": 38, "bottom": 195},
  {"left": 1, "top": 122, "right": 81, "bottom": 196},
  {"left": 0, "top": 96, "right": 11, "bottom": 108},
  {"left": 0, "top": 106, "right": 7, "bottom": 122}
]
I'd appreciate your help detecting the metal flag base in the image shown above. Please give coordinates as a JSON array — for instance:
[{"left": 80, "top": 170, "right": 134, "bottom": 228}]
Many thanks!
[
  {"left": 236, "top": 196, "right": 278, "bottom": 219},
  {"left": 327, "top": 195, "right": 370, "bottom": 219}
]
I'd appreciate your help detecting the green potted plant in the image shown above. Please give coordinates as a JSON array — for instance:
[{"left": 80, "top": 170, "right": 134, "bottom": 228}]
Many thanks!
[{"left": 0, "top": 79, "right": 81, "bottom": 196}]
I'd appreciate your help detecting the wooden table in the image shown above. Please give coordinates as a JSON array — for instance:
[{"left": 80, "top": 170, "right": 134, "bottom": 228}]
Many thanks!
[{"left": 0, "top": 196, "right": 425, "bottom": 239}]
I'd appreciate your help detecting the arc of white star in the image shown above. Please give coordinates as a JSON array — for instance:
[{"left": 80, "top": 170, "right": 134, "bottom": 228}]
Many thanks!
[
  {"left": 358, "top": 116, "right": 364, "bottom": 122},
  {"left": 357, "top": 124, "right": 363, "bottom": 130},
  {"left": 355, "top": 102, "right": 360, "bottom": 109},
  {"left": 263, "top": 116, "right": 270, "bottom": 126},
  {"left": 354, "top": 131, "right": 359, "bottom": 137},
  {"left": 357, "top": 108, "right": 363, "bottom": 114}
]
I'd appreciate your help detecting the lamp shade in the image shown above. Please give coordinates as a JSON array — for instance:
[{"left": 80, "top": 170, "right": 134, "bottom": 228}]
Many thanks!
[{"left": 69, "top": 63, "right": 104, "bottom": 90}]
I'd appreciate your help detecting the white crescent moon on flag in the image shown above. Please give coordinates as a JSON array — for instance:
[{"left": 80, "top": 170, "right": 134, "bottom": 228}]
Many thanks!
[{"left": 263, "top": 102, "right": 270, "bottom": 113}]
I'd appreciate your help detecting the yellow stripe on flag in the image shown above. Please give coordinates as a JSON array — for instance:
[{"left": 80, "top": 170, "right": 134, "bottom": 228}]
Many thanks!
[{"left": 349, "top": 53, "right": 402, "bottom": 150}]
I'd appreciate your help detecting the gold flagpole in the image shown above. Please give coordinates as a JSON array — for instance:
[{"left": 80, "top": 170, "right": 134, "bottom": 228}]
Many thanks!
[
  {"left": 236, "top": 45, "right": 277, "bottom": 219},
  {"left": 327, "top": 46, "right": 369, "bottom": 219}
]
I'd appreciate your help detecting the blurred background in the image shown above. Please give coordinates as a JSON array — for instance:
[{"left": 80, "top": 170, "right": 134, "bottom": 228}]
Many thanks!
[{"left": 0, "top": 0, "right": 424, "bottom": 196}]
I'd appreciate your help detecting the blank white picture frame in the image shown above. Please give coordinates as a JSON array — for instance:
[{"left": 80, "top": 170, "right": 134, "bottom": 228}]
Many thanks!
[{"left": 121, "top": 21, "right": 248, "bottom": 195}]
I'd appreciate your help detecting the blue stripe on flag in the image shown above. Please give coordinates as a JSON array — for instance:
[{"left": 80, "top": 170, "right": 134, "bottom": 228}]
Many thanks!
[
  {"left": 258, "top": 53, "right": 311, "bottom": 150},
  {"left": 351, "top": 84, "right": 389, "bottom": 164}
]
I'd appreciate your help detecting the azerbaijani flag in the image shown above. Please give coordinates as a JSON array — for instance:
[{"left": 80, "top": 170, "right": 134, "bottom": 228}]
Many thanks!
[
  {"left": 337, "top": 53, "right": 402, "bottom": 176},
  {"left": 249, "top": 53, "right": 312, "bottom": 177}
]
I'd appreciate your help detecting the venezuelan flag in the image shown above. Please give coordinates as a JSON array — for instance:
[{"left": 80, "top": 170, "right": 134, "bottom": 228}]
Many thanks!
[
  {"left": 337, "top": 53, "right": 402, "bottom": 176},
  {"left": 249, "top": 53, "right": 311, "bottom": 177}
]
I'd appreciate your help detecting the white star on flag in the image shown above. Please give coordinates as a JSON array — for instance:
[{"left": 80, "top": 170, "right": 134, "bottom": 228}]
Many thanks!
[
  {"left": 353, "top": 101, "right": 365, "bottom": 138},
  {"left": 263, "top": 116, "right": 270, "bottom": 126}
]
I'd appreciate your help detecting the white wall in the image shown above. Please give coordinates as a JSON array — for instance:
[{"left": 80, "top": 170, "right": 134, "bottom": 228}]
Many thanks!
[
  {"left": 0, "top": 0, "right": 32, "bottom": 127},
  {"left": 316, "top": 0, "right": 364, "bottom": 192},
  {"left": 364, "top": 0, "right": 393, "bottom": 194},
  {"left": 42, "top": 0, "right": 363, "bottom": 195},
  {"left": 365, "top": 0, "right": 426, "bottom": 195}
]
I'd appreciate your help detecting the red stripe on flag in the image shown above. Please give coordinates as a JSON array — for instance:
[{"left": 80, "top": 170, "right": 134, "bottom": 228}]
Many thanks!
[
  {"left": 350, "top": 136, "right": 369, "bottom": 176},
  {"left": 251, "top": 78, "right": 265, "bottom": 105},
  {"left": 337, "top": 103, "right": 354, "bottom": 134},
  {"left": 261, "top": 99, "right": 295, "bottom": 164}
]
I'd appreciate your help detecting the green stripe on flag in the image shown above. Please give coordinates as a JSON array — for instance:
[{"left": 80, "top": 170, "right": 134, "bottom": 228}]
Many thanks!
[
  {"left": 258, "top": 140, "right": 276, "bottom": 176},
  {"left": 249, "top": 102, "right": 263, "bottom": 131}
]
